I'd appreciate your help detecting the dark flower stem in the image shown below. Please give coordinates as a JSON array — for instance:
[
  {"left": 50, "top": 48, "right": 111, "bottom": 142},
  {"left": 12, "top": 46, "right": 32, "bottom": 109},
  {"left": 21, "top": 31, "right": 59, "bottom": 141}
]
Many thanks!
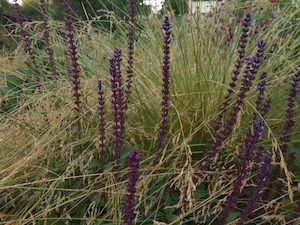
[
  {"left": 61, "top": 31, "right": 72, "bottom": 80},
  {"left": 279, "top": 71, "right": 300, "bottom": 153},
  {"left": 214, "top": 13, "right": 252, "bottom": 131},
  {"left": 14, "top": 0, "right": 41, "bottom": 91},
  {"left": 110, "top": 49, "right": 125, "bottom": 172},
  {"left": 63, "top": 0, "right": 82, "bottom": 134},
  {"left": 270, "top": 71, "right": 300, "bottom": 202},
  {"left": 154, "top": 16, "right": 172, "bottom": 163},
  {"left": 216, "top": 119, "right": 267, "bottom": 224},
  {"left": 196, "top": 41, "right": 266, "bottom": 178},
  {"left": 123, "top": 150, "right": 141, "bottom": 225},
  {"left": 236, "top": 153, "right": 272, "bottom": 225},
  {"left": 98, "top": 80, "right": 106, "bottom": 173},
  {"left": 217, "top": 61, "right": 270, "bottom": 224},
  {"left": 125, "top": 0, "right": 137, "bottom": 100},
  {"left": 255, "top": 72, "right": 268, "bottom": 117},
  {"left": 39, "top": 0, "right": 57, "bottom": 80}
]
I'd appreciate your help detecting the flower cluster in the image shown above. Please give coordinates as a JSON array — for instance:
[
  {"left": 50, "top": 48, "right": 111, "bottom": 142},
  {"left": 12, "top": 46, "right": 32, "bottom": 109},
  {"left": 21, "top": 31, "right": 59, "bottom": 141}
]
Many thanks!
[
  {"left": 39, "top": 0, "right": 57, "bottom": 80},
  {"left": 110, "top": 49, "right": 126, "bottom": 171},
  {"left": 279, "top": 71, "right": 300, "bottom": 153},
  {"left": 125, "top": 0, "right": 137, "bottom": 100},
  {"left": 98, "top": 80, "right": 106, "bottom": 173},
  {"left": 63, "top": 0, "right": 82, "bottom": 132},
  {"left": 215, "top": 13, "right": 252, "bottom": 131},
  {"left": 255, "top": 72, "right": 268, "bottom": 115},
  {"left": 14, "top": 0, "right": 41, "bottom": 91},
  {"left": 123, "top": 151, "right": 141, "bottom": 225},
  {"left": 236, "top": 153, "right": 272, "bottom": 225},
  {"left": 217, "top": 118, "right": 268, "bottom": 224},
  {"left": 155, "top": 16, "right": 172, "bottom": 163},
  {"left": 196, "top": 41, "right": 266, "bottom": 178}
]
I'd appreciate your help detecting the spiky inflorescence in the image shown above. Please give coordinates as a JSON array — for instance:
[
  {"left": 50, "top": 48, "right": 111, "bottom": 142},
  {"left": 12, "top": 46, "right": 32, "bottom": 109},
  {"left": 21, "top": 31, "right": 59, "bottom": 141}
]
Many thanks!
[
  {"left": 279, "top": 71, "right": 300, "bottom": 153},
  {"left": 270, "top": 71, "right": 300, "bottom": 201},
  {"left": 236, "top": 153, "right": 272, "bottom": 225},
  {"left": 123, "top": 151, "right": 141, "bottom": 225},
  {"left": 125, "top": 0, "right": 137, "bottom": 100},
  {"left": 110, "top": 49, "right": 125, "bottom": 172},
  {"left": 61, "top": 31, "right": 72, "bottom": 80},
  {"left": 39, "top": 0, "right": 57, "bottom": 80},
  {"left": 14, "top": 0, "right": 41, "bottom": 91},
  {"left": 63, "top": 0, "right": 82, "bottom": 132},
  {"left": 214, "top": 13, "right": 252, "bottom": 131},
  {"left": 260, "top": 98, "right": 272, "bottom": 118},
  {"left": 98, "top": 80, "right": 106, "bottom": 173},
  {"left": 154, "top": 16, "right": 172, "bottom": 163},
  {"left": 196, "top": 40, "right": 266, "bottom": 178},
  {"left": 255, "top": 72, "right": 268, "bottom": 116},
  {"left": 216, "top": 119, "right": 267, "bottom": 224}
]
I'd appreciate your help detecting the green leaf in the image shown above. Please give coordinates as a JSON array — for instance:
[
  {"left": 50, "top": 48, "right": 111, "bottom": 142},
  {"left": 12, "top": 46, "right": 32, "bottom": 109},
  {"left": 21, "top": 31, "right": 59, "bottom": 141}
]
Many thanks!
[
  {"left": 227, "top": 211, "right": 240, "bottom": 223},
  {"left": 6, "top": 75, "right": 24, "bottom": 89},
  {"left": 0, "top": 87, "right": 10, "bottom": 96},
  {"left": 17, "top": 67, "right": 34, "bottom": 79},
  {"left": 195, "top": 184, "right": 208, "bottom": 199}
]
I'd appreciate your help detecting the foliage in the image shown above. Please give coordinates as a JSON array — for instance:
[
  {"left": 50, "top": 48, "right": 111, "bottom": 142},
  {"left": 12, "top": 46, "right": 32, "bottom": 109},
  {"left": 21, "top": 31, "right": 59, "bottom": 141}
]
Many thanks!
[
  {"left": 20, "top": 0, "right": 151, "bottom": 21},
  {"left": 162, "top": 0, "right": 187, "bottom": 15},
  {"left": 0, "top": 0, "right": 13, "bottom": 48}
]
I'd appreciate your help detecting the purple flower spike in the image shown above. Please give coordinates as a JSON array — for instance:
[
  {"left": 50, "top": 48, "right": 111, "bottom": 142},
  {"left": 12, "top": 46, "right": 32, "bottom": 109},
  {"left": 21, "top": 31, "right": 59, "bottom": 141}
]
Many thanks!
[
  {"left": 63, "top": 0, "right": 82, "bottom": 133},
  {"left": 154, "top": 16, "right": 172, "bottom": 163},
  {"left": 98, "top": 80, "right": 106, "bottom": 173},
  {"left": 14, "top": 1, "right": 42, "bottom": 91},
  {"left": 39, "top": 0, "right": 57, "bottom": 80},
  {"left": 271, "top": 71, "right": 300, "bottom": 201},
  {"left": 125, "top": 0, "right": 137, "bottom": 100},
  {"left": 256, "top": 72, "right": 268, "bottom": 115},
  {"left": 216, "top": 118, "right": 268, "bottom": 224},
  {"left": 236, "top": 154, "right": 272, "bottom": 225},
  {"left": 110, "top": 49, "right": 126, "bottom": 172},
  {"left": 214, "top": 13, "right": 252, "bottom": 131},
  {"left": 241, "top": 13, "right": 252, "bottom": 27},
  {"left": 196, "top": 41, "right": 266, "bottom": 179},
  {"left": 261, "top": 98, "right": 272, "bottom": 118},
  {"left": 123, "top": 150, "right": 141, "bottom": 225},
  {"left": 255, "top": 119, "right": 265, "bottom": 139},
  {"left": 279, "top": 71, "right": 300, "bottom": 153}
]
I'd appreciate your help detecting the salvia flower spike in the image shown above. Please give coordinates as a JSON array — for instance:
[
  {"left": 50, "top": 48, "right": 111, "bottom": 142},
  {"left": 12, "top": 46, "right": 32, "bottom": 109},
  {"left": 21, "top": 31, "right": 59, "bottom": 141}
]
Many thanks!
[
  {"left": 63, "top": 0, "right": 82, "bottom": 133},
  {"left": 215, "top": 13, "right": 252, "bottom": 131},
  {"left": 123, "top": 151, "right": 141, "bottom": 225},
  {"left": 98, "top": 80, "right": 106, "bottom": 173},
  {"left": 125, "top": 0, "right": 137, "bottom": 99},
  {"left": 196, "top": 41, "right": 266, "bottom": 178},
  {"left": 110, "top": 49, "right": 125, "bottom": 172},
  {"left": 271, "top": 70, "right": 300, "bottom": 200},
  {"left": 255, "top": 72, "right": 268, "bottom": 116},
  {"left": 14, "top": 0, "right": 42, "bottom": 91},
  {"left": 216, "top": 118, "right": 268, "bottom": 224},
  {"left": 154, "top": 16, "right": 172, "bottom": 163},
  {"left": 279, "top": 70, "right": 300, "bottom": 153},
  {"left": 236, "top": 153, "right": 272, "bottom": 225},
  {"left": 39, "top": 0, "right": 57, "bottom": 80}
]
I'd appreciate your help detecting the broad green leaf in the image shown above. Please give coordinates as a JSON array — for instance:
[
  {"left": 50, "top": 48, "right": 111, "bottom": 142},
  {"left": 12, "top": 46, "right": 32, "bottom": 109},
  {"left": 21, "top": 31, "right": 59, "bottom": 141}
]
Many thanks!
[
  {"left": 0, "top": 87, "right": 10, "bottom": 96},
  {"left": 6, "top": 75, "right": 24, "bottom": 89},
  {"left": 227, "top": 211, "right": 240, "bottom": 223}
]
